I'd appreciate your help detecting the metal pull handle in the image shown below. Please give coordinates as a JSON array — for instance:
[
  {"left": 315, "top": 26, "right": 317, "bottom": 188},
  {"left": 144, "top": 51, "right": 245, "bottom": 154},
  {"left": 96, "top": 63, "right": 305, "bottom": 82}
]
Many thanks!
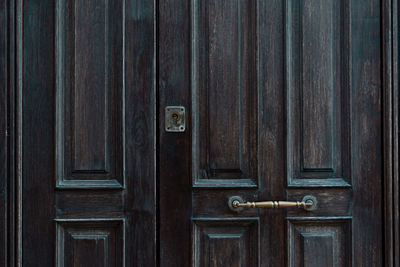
[{"left": 228, "top": 195, "right": 317, "bottom": 212}]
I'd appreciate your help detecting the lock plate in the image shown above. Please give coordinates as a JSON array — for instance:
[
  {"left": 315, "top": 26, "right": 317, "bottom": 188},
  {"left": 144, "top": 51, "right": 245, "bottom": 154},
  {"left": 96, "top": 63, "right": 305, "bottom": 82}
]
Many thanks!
[{"left": 165, "top": 106, "right": 185, "bottom": 132}]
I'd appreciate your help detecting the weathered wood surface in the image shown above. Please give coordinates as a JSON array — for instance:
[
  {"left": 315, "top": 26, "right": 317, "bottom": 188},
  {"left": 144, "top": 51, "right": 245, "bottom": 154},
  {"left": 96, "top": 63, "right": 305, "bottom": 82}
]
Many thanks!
[{"left": 0, "top": 0, "right": 397, "bottom": 266}]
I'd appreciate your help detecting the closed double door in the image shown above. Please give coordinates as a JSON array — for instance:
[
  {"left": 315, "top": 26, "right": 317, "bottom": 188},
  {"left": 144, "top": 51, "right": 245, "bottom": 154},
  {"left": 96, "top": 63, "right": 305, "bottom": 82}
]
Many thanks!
[{"left": 17, "top": 0, "right": 383, "bottom": 266}]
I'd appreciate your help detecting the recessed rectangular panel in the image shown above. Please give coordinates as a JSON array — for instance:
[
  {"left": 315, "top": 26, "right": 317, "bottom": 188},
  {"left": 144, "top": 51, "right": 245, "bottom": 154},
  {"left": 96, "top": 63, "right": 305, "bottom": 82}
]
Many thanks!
[
  {"left": 192, "top": 0, "right": 257, "bottom": 187},
  {"left": 209, "top": 234, "right": 241, "bottom": 267},
  {"left": 72, "top": 235, "right": 108, "bottom": 267},
  {"left": 302, "top": 233, "right": 335, "bottom": 266},
  {"left": 192, "top": 219, "right": 258, "bottom": 267},
  {"left": 301, "top": 0, "right": 335, "bottom": 170},
  {"left": 56, "top": 219, "right": 124, "bottom": 267},
  {"left": 286, "top": 0, "right": 350, "bottom": 186},
  {"left": 288, "top": 219, "right": 351, "bottom": 267},
  {"left": 55, "top": 0, "right": 124, "bottom": 188},
  {"left": 73, "top": 0, "right": 108, "bottom": 172}
]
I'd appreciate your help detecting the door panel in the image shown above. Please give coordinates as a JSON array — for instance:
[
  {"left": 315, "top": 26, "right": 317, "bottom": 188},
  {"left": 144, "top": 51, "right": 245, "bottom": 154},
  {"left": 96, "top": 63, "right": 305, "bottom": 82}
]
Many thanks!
[
  {"left": 55, "top": 0, "right": 124, "bottom": 189},
  {"left": 193, "top": 219, "right": 258, "bottom": 267},
  {"left": 56, "top": 219, "right": 124, "bottom": 267},
  {"left": 17, "top": 0, "right": 384, "bottom": 265},
  {"left": 160, "top": 0, "right": 383, "bottom": 266},
  {"left": 20, "top": 0, "right": 156, "bottom": 266},
  {"left": 286, "top": 0, "right": 350, "bottom": 186},
  {"left": 189, "top": 0, "right": 260, "bottom": 265},
  {"left": 285, "top": 0, "right": 353, "bottom": 265},
  {"left": 192, "top": 0, "right": 257, "bottom": 185},
  {"left": 287, "top": 219, "right": 351, "bottom": 267}
]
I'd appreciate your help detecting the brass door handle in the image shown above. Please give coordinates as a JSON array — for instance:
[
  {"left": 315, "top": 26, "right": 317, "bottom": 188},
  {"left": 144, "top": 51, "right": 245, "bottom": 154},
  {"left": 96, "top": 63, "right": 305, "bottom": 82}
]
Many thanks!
[{"left": 228, "top": 195, "right": 317, "bottom": 212}]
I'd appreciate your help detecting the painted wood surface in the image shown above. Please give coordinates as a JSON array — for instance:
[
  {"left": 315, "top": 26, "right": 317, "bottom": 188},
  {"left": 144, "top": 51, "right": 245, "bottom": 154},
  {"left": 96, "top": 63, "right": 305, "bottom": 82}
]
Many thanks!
[
  {"left": 0, "top": 0, "right": 398, "bottom": 266},
  {"left": 16, "top": 0, "right": 156, "bottom": 266}
]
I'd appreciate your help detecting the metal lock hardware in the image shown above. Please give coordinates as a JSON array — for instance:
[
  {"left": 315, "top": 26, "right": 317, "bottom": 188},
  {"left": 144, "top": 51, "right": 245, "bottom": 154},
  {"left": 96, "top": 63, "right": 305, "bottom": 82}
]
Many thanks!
[{"left": 165, "top": 106, "right": 185, "bottom": 132}]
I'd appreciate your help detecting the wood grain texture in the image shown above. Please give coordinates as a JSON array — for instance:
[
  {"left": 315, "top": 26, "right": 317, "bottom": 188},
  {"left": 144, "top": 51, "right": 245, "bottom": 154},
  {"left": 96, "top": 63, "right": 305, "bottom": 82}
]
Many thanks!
[
  {"left": 0, "top": 0, "right": 7, "bottom": 265},
  {"left": 190, "top": 0, "right": 382, "bottom": 266},
  {"left": 300, "top": 0, "right": 335, "bottom": 170},
  {"left": 55, "top": 0, "right": 124, "bottom": 189},
  {"left": 159, "top": 0, "right": 192, "bottom": 264},
  {"left": 392, "top": 1, "right": 400, "bottom": 266},
  {"left": 288, "top": 219, "right": 351, "bottom": 267},
  {"left": 56, "top": 219, "right": 123, "bottom": 267},
  {"left": 284, "top": 0, "right": 353, "bottom": 266},
  {"left": 351, "top": 0, "right": 383, "bottom": 265},
  {"left": 286, "top": 189, "right": 351, "bottom": 217},
  {"left": 193, "top": 219, "right": 258, "bottom": 267},
  {"left": 257, "top": 1, "right": 286, "bottom": 265},
  {"left": 2, "top": 0, "right": 395, "bottom": 265},
  {"left": 189, "top": 1, "right": 260, "bottom": 266},
  {"left": 192, "top": 0, "right": 257, "bottom": 186},
  {"left": 20, "top": 0, "right": 156, "bottom": 266},
  {"left": 123, "top": 0, "right": 157, "bottom": 264},
  {"left": 22, "top": 0, "right": 56, "bottom": 265},
  {"left": 72, "top": 0, "right": 110, "bottom": 172},
  {"left": 383, "top": 0, "right": 395, "bottom": 265},
  {"left": 286, "top": 0, "right": 351, "bottom": 186}
]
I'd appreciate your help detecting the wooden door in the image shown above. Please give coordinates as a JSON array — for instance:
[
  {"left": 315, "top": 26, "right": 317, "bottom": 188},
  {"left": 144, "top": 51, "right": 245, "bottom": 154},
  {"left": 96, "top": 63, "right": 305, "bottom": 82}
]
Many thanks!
[
  {"left": 159, "top": 0, "right": 384, "bottom": 266},
  {"left": 15, "top": 0, "right": 156, "bottom": 266},
  {"left": 7, "top": 0, "right": 389, "bottom": 266}
]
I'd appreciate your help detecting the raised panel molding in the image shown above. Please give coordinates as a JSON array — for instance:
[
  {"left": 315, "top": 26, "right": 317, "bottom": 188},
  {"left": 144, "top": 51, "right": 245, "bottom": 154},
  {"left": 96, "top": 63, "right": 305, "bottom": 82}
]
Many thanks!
[
  {"left": 192, "top": 218, "right": 258, "bottom": 267},
  {"left": 287, "top": 218, "right": 351, "bottom": 267},
  {"left": 55, "top": 219, "right": 124, "bottom": 267},
  {"left": 191, "top": 0, "right": 258, "bottom": 188},
  {"left": 55, "top": 0, "right": 125, "bottom": 189},
  {"left": 301, "top": 232, "right": 336, "bottom": 266},
  {"left": 286, "top": 0, "right": 351, "bottom": 187}
]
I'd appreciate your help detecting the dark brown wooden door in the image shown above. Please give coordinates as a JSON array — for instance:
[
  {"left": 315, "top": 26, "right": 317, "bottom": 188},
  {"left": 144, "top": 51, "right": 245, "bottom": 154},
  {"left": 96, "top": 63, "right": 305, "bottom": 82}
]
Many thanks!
[
  {"left": 12, "top": 0, "right": 386, "bottom": 266},
  {"left": 159, "top": 0, "right": 383, "bottom": 266},
  {"left": 18, "top": 0, "right": 156, "bottom": 266}
]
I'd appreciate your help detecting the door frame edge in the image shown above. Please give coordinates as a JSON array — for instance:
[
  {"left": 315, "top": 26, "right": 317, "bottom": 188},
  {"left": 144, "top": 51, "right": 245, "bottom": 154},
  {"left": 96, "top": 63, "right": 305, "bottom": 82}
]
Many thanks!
[{"left": 383, "top": 0, "right": 399, "bottom": 266}]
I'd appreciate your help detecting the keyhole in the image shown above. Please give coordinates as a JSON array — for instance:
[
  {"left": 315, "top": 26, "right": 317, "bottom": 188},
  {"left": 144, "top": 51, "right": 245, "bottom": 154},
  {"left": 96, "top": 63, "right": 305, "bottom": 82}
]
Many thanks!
[{"left": 172, "top": 113, "right": 179, "bottom": 125}]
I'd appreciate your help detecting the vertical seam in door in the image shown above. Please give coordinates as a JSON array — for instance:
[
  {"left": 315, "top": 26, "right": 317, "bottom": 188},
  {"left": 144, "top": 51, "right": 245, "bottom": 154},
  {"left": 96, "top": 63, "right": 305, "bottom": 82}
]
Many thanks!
[{"left": 155, "top": 0, "right": 160, "bottom": 265}]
